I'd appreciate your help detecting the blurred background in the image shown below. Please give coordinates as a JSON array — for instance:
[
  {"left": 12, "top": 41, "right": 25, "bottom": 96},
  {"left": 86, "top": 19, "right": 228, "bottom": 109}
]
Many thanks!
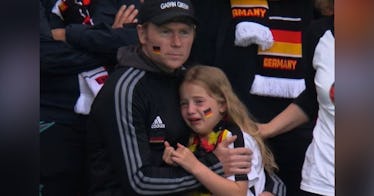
[{"left": 335, "top": 0, "right": 374, "bottom": 195}]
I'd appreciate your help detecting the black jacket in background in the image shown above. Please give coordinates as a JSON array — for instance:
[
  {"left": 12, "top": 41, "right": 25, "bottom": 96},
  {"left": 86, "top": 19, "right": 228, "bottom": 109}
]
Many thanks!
[
  {"left": 64, "top": 0, "right": 140, "bottom": 62},
  {"left": 40, "top": 0, "right": 108, "bottom": 124},
  {"left": 40, "top": 0, "right": 139, "bottom": 124}
]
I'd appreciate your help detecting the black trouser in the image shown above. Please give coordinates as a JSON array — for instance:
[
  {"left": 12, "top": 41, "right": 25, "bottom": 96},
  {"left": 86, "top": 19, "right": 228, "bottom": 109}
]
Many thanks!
[
  {"left": 267, "top": 127, "right": 313, "bottom": 196},
  {"left": 300, "top": 190, "right": 324, "bottom": 196},
  {"left": 40, "top": 119, "right": 87, "bottom": 196}
]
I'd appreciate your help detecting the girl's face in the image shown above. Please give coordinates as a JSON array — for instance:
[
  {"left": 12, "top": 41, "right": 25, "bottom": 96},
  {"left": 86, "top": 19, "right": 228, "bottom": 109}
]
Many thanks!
[{"left": 179, "top": 82, "right": 226, "bottom": 138}]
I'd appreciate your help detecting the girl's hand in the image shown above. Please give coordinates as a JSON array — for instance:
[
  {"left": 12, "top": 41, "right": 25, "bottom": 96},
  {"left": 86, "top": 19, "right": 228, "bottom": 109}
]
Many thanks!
[
  {"left": 162, "top": 141, "right": 177, "bottom": 166},
  {"left": 171, "top": 143, "right": 199, "bottom": 173}
]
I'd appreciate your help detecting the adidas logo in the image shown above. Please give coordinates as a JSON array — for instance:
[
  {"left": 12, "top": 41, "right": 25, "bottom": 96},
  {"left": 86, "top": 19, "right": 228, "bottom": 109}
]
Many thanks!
[{"left": 151, "top": 116, "right": 166, "bottom": 129}]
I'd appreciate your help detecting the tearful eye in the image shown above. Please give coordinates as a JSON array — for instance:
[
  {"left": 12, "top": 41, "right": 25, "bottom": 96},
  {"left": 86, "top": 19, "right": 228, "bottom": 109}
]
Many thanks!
[
  {"left": 194, "top": 100, "right": 204, "bottom": 106},
  {"left": 180, "top": 101, "right": 188, "bottom": 107}
]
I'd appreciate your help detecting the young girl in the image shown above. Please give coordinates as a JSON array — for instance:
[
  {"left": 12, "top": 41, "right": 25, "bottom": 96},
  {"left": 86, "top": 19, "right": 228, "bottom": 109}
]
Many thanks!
[{"left": 163, "top": 65, "right": 278, "bottom": 196}]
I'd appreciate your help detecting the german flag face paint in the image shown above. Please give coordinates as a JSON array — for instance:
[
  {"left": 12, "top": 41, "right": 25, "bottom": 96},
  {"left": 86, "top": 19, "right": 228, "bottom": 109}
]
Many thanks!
[
  {"left": 152, "top": 46, "right": 161, "bottom": 55},
  {"left": 203, "top": 108, "right": 213, "bottom": 118}
]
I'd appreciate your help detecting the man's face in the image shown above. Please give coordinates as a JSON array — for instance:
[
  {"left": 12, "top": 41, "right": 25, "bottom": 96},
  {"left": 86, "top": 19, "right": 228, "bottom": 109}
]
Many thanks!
[{"left": 137, "top": 22, "right": 195, "bottom": 72}]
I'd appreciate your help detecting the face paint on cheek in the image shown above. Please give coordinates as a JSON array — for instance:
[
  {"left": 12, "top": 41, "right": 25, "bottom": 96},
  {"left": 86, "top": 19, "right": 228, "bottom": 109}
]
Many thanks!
[
  {"left": 203, "top": 108, "right": 213, "bottom": 118},
  {"left": 152, "top": 46, "right": 161, "bottom": 55}
]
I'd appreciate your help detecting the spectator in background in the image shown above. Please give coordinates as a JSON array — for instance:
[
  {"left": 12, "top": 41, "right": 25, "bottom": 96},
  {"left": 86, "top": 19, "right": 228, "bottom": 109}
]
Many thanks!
[
  {"left": 40, "top": 0, "right": 140, "bottom": 195},
  {"left": 49, "top": 0, "right": 143, "bottom": 65},
  {"left": 259, "top": 0, "right": 335, "bottom": 195}
]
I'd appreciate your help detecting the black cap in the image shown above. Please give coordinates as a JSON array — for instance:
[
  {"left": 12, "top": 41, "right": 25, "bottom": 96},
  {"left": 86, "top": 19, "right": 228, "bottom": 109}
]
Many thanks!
[{"left": 139, "top": 0, "right": 197, "bottom": 25}]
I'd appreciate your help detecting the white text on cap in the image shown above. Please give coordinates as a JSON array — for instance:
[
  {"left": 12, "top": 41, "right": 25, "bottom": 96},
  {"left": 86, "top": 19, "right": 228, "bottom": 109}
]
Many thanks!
[{"left": 160, "top": 1, "right": 189, "bottom": 10}]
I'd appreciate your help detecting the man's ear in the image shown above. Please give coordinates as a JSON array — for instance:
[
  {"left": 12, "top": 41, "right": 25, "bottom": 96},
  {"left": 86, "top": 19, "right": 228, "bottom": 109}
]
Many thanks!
[{"left": 137, "top": 24, "right": 146, "bottom": 44}]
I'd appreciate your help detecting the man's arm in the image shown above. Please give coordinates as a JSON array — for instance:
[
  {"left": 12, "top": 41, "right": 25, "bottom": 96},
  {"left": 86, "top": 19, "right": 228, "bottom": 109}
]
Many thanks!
[
  {"left": 65, "top": 23, "right": 138, "bottom": 53},
  {"left": 40, "top": 1, "right": 107, "bottom": 74},
  {"left": 52, "top": 4, "right": 140, "bottom": 54}
]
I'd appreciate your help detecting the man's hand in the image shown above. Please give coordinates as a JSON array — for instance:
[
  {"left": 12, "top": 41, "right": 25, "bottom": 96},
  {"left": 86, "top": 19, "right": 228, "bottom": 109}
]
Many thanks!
[
  {"left": 213, "top": 135, "right": 252, "bottom": 176},
  {"left": 112, "top": 4, "right": 139, "bottom": 28},
  {"left": 51, "top": 28, "right": 66, "bottom": 42}
]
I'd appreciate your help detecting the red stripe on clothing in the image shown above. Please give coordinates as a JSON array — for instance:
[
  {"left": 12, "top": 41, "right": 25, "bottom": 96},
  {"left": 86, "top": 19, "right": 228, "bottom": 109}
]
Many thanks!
[
  {"left": 149, "top": 137, "right": 164, "bottom": 143},
  {"left": 271, "top": 29, "right": 301, "bottom": 43}
]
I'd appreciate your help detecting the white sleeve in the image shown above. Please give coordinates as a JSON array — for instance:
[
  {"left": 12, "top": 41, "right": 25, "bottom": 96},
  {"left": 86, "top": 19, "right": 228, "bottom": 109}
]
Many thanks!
[{"left": 226, "top": 132, "right": 266, "bottom": 196}]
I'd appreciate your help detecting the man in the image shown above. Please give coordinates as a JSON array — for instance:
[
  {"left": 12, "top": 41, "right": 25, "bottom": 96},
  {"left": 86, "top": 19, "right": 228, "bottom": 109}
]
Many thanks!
[
  {"left": 40, "top": 0, "right": 140, "bottom": 195},
  {"left": 86, "top": 0, "right": 252, "bottom": 195},
  {"left": 40, "top": 0, "right": 114, "bottom": 195}
]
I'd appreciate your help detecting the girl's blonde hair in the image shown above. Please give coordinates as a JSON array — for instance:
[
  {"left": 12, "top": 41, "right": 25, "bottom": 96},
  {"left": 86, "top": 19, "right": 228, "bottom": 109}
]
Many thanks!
[{"left": 182, "top": 65, "right": 278, "bottom": 173}]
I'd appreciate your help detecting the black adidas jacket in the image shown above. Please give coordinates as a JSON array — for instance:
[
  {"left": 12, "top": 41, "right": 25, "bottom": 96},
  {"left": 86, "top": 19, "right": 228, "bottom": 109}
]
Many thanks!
[{"left": 87, "top": 46, "right": 223, "bottom": 195}]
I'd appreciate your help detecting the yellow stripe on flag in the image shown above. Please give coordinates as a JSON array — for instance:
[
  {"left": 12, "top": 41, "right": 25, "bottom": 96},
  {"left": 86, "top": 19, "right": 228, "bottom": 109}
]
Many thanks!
[
  {"left": 230, "top": 0, "right": 268, "bottom": 8},
  {"left": 258, "top": 41, "right": 302, "bottom": 58},
  {"left": 221, "top": 129, "right": 229, "bottom": 141}
]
